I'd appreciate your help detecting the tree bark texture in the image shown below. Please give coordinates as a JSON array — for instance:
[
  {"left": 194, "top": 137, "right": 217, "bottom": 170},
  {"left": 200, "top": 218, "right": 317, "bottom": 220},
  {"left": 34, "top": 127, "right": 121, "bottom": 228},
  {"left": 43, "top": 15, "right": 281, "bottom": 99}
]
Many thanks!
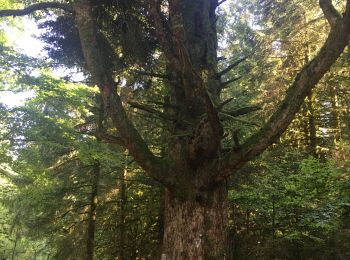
[{"left": 161, "top": 183, "right": 228, "bottom": 260}]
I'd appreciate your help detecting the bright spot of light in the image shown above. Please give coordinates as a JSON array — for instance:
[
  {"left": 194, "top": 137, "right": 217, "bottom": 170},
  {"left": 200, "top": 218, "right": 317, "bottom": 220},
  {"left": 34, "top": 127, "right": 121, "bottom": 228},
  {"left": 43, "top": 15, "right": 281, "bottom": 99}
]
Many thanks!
[
  {"left": 3, "top": 17, "right": 45, "bottom": 57},
  {"left": 0, "top": 90, "right": 35, "bottom": 108}
]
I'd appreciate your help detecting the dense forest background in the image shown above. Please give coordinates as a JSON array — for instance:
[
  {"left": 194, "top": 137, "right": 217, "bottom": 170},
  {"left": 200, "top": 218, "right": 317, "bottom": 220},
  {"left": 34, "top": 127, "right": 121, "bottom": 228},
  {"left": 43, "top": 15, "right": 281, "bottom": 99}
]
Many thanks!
[{"left": 0, "top": 0, "right": 349, "bottom": 259}]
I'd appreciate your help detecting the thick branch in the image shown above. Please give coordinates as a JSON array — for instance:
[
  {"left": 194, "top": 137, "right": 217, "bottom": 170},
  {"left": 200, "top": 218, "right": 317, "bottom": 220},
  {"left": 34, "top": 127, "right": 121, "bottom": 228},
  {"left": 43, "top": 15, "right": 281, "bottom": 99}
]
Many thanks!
[
  {"left": 319, "top": 0, "right": 341, "bottom": 27},
  {"left": 218, "top": 2, "right": 350, "bottom": 181},
  {"left": 0, "top": 2, "right": 73, "bottom": 17},
  {"left": 74, "top": 0, "right": 169, "bottom": 185}
]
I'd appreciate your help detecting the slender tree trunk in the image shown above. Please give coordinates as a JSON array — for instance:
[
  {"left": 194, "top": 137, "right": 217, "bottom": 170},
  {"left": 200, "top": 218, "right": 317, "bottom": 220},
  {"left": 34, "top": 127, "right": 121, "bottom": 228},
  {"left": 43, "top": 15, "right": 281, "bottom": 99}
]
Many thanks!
[
  {"left": 118, "top": 162, "right": 127, "bottom": 260},
  {"left": 161, "top": 182, "right": 228, "bottom": 260},
  {"left": 329, "top": 84, "right": 341, "bottom": 143},
  {"left": 86, "top": 162, "right": 100, "bottom": 260},
  {"left": 158, "top": 188, "right": 165, "bottom": 260},
  {"left": 303, "top": 25, "right": 318, "bottom": 157},
  {"left": 307, "top": 94, "right": 317, "bottom": 156}
]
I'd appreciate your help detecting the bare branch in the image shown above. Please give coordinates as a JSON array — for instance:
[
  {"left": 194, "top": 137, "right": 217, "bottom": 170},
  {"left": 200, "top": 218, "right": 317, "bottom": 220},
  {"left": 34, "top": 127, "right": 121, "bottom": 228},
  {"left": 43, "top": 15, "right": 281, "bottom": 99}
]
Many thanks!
[
  {"left": 319, "top": 0, "right": 341, "bottom": 27},
  {"left": 217, "top": 57, "right": 247, "bottom": 78},
  {"left": 127, "top": 100, "right": 176, "bottom": 121},
  {"left": 221, "top": 76, "right": 242, "bottom": 89},
  {"left": 0, "top": 2, "right": 73, "bottom": 17},
  {"left": 217, "top": 98, "right": 234, "bottom": 111},
  {"left": 133, "top": 70, "right": 169, "bottom": 79},
  {"left": 93, "top": 133, "right": 124, "bottom": 146},
  {"left": 223, "top": 106, "right": 261, "bottom": 117},
  {"left": 219, "top": 112, "right": 260, "bottom": 126}
]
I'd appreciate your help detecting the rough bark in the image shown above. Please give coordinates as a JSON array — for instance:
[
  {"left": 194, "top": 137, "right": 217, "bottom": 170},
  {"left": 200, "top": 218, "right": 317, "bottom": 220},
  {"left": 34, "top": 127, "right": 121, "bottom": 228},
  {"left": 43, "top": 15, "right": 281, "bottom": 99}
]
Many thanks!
[{"left": 161, "top": 182, "right": 228, "bottom": 260}]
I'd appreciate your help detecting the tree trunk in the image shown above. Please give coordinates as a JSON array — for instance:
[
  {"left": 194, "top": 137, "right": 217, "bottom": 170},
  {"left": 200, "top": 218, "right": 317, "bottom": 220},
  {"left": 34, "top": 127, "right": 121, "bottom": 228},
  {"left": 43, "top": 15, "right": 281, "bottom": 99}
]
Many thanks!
[
  {"left": 86, "top": 162, "right": 100, "bottom": 260},
  {"left": 307, "top": 94, "right": 317, "bottom": 156},
  {"left": 117, "top": 162, "right": 127, "bottom": 260},
  {"left": 329, "top": 84, "right": 341, "bottom": 143},
  {"left": 161, "top": 182, "right": 228, "bottom": 260}
]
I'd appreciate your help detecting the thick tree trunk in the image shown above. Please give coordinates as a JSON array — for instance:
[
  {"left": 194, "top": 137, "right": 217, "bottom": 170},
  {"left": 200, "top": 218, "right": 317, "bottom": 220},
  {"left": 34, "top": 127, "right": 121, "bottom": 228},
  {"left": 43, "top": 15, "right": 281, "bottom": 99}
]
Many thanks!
[{"left": 161, "top": 182, "right": 228, "bottom": 260}]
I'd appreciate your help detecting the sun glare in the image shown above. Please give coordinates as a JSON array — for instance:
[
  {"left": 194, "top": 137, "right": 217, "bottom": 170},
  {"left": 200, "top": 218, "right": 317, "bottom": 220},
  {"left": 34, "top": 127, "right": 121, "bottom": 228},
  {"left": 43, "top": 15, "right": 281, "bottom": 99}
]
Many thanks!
[{"left": 4, "top": 17, "right": 45, "bottom": 57}]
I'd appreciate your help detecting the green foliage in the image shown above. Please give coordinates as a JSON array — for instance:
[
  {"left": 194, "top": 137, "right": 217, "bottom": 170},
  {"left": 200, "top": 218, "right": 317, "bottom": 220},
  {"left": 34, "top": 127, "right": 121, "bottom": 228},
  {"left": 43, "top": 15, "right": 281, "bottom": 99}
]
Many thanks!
[{"left": 229, "top": 148, "right": 350, "bottom": 259}]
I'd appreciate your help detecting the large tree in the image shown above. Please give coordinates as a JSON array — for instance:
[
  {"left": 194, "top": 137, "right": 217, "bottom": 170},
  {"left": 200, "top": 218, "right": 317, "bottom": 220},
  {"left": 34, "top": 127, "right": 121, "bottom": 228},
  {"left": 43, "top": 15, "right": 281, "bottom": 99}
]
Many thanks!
[{"left": 1, "top": 0, "right": 350, "bottom": 258}]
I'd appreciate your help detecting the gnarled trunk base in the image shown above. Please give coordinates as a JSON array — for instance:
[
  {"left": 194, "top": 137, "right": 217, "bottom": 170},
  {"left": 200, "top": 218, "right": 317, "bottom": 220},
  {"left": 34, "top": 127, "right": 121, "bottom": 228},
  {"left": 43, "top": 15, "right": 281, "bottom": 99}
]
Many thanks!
[{"left": 161, "top": 183, "right": 228, "bottom": 260}]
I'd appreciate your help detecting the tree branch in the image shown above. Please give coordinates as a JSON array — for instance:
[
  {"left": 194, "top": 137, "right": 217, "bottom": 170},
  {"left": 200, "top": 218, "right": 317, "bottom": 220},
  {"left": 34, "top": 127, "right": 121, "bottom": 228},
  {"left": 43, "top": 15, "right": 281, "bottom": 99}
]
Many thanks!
[
  {"left": 73, "top": 0, "right": 169, "bottom": 185},
  {"left": 319, "top": 0, "right": 341, "bottom": 27},
  {"left": 127, "top": 100, "right": 176, "bottom": 121},
  {"left": 133, "top": 70, "right": 169, "bottom": 79},
  {"left": 217, "top": 98, "right": 234, "bottom": 111},
  {"left": 319, "top": 0, "right": 341, "bottom": 26},
  {"left": 217, "top": 57, "right": 247, "bottom": 78},
  {"left": 221, "top": 76, "right": 242, "bottom": 88},
  {"left": 93, "top": 132, "right": 124, "bottom": 146},
  {"left": 217, "top": 1, "right": 350, "bottom": 181},
  {"left": 0, "top": 2, "right": 73, "bottom": 17},
  {"left": 148, "top": 1, "right": 176, "bottom": 62},
  {"left": 217, "top": 0, "right": 228, "bottom": 7},
  {"left": 219, "top": 112, "right": 260, "bottom": 126},
  {"left": 223, "top": 106, "right": 261, "bottom": 117}
]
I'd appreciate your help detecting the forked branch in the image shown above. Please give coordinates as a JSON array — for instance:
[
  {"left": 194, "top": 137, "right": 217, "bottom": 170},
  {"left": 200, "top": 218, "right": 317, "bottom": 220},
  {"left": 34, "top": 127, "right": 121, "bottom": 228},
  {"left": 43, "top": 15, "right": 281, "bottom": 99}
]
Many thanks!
[
  {"left": 217, "top": 0, "right": 350, "bottom": 181},
  {"left": 319, "top": 0, "right": 341, "bottom": 27}
]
